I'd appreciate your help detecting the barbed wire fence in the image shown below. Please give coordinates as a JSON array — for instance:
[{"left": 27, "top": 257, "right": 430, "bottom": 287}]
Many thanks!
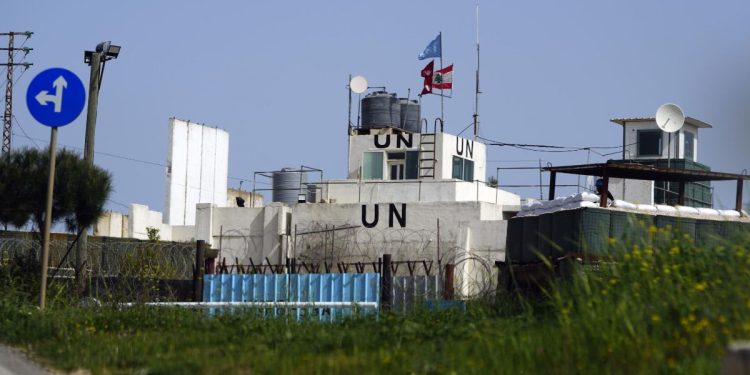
[
  {"left": 2, "top": 225, "right": 501, "bottom": 304},
  {"left": 216, "top": 222, "right": 501, "bottom": 300},
  {"left": 0, "top": 236, "right": 196, "bottom": 302}
]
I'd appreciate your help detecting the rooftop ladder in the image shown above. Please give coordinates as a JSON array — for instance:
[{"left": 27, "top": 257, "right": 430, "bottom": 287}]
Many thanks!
[{"left": 419, "top": 133, "right": 437, "bottom": 179}]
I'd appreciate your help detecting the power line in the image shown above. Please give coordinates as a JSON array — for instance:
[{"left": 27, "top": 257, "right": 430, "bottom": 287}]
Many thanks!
[
  {"left": 11, "top": 115, "right": 39, "bottom": 148},
  {"left": 11, "top": 131, "right": 269, "bottom": 185}
]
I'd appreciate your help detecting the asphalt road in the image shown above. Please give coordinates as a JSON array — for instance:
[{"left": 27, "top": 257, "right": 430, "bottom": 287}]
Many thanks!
[{"left": 0, "top": 345, "right": 50, "bottom": 375}]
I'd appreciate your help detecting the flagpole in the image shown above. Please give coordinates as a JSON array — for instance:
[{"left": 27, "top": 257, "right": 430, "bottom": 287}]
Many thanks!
[
  {"left": 473, "top": 3, "right": 480, "bottom": 140},
  {"left": 439, "top": 31, "right": 444, "bottom": 130}
]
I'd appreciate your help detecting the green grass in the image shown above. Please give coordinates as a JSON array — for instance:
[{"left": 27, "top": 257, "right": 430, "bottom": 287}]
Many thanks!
[{"left": 1, "top": 225, "right": 749, "bottom": 374}]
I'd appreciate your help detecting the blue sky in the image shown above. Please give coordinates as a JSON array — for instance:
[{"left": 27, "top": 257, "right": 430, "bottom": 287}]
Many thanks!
[{"left": 4, "top": 0, "right": 749, "bottom": 211}]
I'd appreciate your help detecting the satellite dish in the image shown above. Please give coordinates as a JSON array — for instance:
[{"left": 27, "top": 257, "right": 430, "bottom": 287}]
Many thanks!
[
  {"left": 349, "top": 75, "right": 368, "bottom": 94},
  {"left": 655, "top": 103, "right": 685, "bottom": 133}
]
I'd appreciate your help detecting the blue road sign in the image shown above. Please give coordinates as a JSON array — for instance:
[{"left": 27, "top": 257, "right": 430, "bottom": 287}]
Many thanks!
[{"left": 26, "top": 68, "right": 86, "bottom": 128}]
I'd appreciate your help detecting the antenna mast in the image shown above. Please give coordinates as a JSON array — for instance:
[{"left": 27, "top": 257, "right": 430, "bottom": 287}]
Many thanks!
[
  {"left": 1, "top": 31, "right": 33, "bottom": 156},
  {"left": 472, "top": 4, "right": 480, "bottom": 140}
]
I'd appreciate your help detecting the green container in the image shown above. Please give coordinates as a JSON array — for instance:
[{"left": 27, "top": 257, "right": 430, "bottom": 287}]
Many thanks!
[
  {"left": 537, "top": 213, "right": 558, "bottom": 259},
  {"left": 610, "top": 211, "right": 653, "bottom": 249},
  {"left": 580, "top": 208, "right": 611, "bottom": 255},
  {"left": 655, "top": 216, "right": 696, "bottom": 240},
  {"left": 695, "top": 219, "right": 724, "bottom": 248},
  {"left": 550, "top": 208, "right": 611, "bottom": 257},
  {"left": 521, "top": 216, "right": 541, "bottom": 263},
  {"left": 723, "top": 221, "right": 749, "bottom": 239},
  {"left": 553, "top": 209, "right": 581, "bottom": 255},
  {"left": 506, "top": 217, "right": 524, "bottom": 263}
]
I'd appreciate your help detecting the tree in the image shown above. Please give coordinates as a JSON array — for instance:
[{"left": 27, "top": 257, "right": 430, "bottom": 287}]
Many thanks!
[{"left": 0, "top": 147, "right": 112, "bottom": 241}]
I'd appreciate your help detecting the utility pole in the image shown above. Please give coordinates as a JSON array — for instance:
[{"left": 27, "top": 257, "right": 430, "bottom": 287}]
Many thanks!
[
  {"left": 1, "top": 31, "right": 33, "bottom": 156},
  {"left": 76, "top": 41, "right": 121, "bottom": 293}
]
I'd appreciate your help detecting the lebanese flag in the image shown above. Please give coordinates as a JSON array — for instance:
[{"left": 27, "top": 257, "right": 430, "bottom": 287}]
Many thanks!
[
  {"left": 433, "top": 64, "right": 453, "bottom": 90},
  {"left": 420, "top": 60, "right": 434, "bottom": 95}
]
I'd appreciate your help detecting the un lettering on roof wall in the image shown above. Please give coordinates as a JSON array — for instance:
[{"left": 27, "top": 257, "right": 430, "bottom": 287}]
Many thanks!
[{"left": 164, "top": 118, "right": 229, "bottom": 226}]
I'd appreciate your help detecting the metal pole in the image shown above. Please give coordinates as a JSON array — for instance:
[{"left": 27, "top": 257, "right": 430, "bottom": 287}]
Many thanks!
[
  {"left": 548, "top": 171, "right": 557, "bottom": 201},
  {"left": 76, "top": 51, "right": 102, "bottom": 292},
  {"left": 439, "top": 32, "right": 444, "bottom": 125},
  {"left": 2, "top": 33, "right": 14, "bottom": 155},
  {"left": 194, "top": 240, "right": 206, "bottom": 302},
  {"left": 538, "top": 159, "right": 544, "bottom": 200},
  {"left": 473, "top": 5, "right": 480, "bottom": 140},
  {"left": 331, "top": 224, "right": 335, "bottom": 265},
  {"left": 436, "top": 218, "right": 441, "bottom": 270},
  {"left": 347, "top": 74, "right": 352, "bottom": 175},
  {"left": 443, "top": 263, "right": 455, "bottom": 300},
  {"left": 737, "top": 179, "right": 744, "bottom": 213},
  {"left": 39, "top": 126, "right": 58, "bottom": 310},
  {"left": 380, "top": 254, "right": 392, "bottom": 312}
]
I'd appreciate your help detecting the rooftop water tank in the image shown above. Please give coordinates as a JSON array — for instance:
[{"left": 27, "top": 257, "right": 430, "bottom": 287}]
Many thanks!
[
  {"left": 272, "top": 168, "right": 307, "bottom": 205},
  {"left": 306, "top": 183, "right": 317, "bottom": 204},
  {"left": 361, "top": 91, "right": 400, "bottom": 129},
  {"left": 399, "top": 99, "right": 421, "bottom": 133}
]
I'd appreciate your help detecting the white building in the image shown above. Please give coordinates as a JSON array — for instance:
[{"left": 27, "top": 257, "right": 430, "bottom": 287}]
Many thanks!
[
  {"left": 164, "top": 118, "right": 229, "bottom": 226},
  {"left": 98, "top": 109, "right": 521, "bottom": 295}
]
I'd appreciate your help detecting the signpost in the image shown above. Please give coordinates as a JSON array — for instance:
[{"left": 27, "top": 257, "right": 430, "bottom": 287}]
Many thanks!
[{"left": 26, "top": 68, "right": 85, "bottom": 309}]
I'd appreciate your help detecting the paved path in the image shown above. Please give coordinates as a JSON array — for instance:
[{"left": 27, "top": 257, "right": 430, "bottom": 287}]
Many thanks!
[{"left": 0, "top": 345, "right": 50, "bottom": 375}]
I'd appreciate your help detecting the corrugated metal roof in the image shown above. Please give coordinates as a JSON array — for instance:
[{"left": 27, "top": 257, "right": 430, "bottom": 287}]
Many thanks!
[
  {"left": 609, "top": 117, "right": 713, "bottom": 129},
  {"left": 544, "top": 160, "right": 745, "bottom": 182}
]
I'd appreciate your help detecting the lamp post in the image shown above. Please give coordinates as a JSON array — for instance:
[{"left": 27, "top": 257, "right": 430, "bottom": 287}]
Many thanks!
[{"left": 76, "top": 41, "right": 120, "bottom": 293}]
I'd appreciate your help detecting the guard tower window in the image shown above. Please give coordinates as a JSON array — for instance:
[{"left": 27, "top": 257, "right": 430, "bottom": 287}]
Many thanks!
[
  {"left": 387, "top": 151, "right": 419, "bottom": 180},
  {"left": 684, "top": 131, "right": 695, "bottom": 161},
  {"left": 637, "top": 130, "right": 662, "bottom": 157},
  {"left": 388, "top": 152, "right": 405, "bottom": 180},
  {"left": 362, "top": 152, "right": 383, "bottom": 180},
  {"left": 452, "top": 156, "right": 474, "bottom": 182}
]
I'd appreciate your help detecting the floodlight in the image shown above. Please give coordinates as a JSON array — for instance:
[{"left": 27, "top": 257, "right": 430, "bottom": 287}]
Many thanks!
[{"left": 84, "top": 50, "right": 94, "bottom": 64}]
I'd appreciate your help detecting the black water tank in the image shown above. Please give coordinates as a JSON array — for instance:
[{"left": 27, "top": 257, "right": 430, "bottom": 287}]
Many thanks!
[
  {"left": 399, "top": 98, "right": 421, "bottom": 133},
  {"left": 361, "top": 91, "right": 400, "bottom": 129}
]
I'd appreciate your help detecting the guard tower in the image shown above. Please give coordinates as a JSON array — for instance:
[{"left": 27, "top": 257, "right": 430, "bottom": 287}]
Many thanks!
[
  {"left": 610, "top": 117, "right": 713, "bottom": 207},
  {"left": 347, "top": 90, "right": 486, "bottom": 183}
]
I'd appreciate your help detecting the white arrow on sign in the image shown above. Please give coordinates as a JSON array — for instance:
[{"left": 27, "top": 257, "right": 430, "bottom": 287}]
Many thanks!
[{"left": 34, "top": 76, "right": 68, "bottom": 113}]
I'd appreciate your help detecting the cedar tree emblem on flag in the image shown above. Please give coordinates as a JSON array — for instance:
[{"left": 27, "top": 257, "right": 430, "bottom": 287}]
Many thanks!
[{"left": 433, "top": 64, "right": 453, "bottom": 90}]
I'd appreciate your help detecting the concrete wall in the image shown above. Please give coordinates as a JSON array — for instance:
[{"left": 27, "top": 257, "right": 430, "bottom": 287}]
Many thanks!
[
  {"left": 128, "top": 204, "right": 172, "bottom": 241},
  {"left": 195, "top": 200, "right": 510, "bottom": 268},
  {"left": 164, "top": 118, "right": 229, "bottom": 226},
  {"left": 93, "top": 211, "right": 127, "bottom": 238},
  {"left": 436, "top": 133, "right": 487, "bottom": 182},
  {"left": 347, "top": 132, "right": 488, "bottom": 182},
  {"left": 226, "top": 188, "right": 263, "bottom": 208},
  {"left": 348, "top": 132, "right": 420, "bottom": 179},
  {"left": 319, "top": 179, "right": 521, "bottom": 206},
  {"left": 608, "top": 178, "right": 654, "bottom": 204}
]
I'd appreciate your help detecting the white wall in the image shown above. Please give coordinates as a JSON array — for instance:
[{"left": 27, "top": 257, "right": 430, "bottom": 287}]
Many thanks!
[
  {"left": 436, "top": 133, "right": 487, "bottom": 182},
  {"left": 128, "top": 204, "right": 172, "bottom": 241},
  {"left": 622, "top": 121, "right": 700, "bottom": 161},
  {"left": 319, "top": 179, "right": 520, "bottom": 206},
  {"left": 608, "top": 178, "right": 654, "bottom": 204},
  {"left": 194, "top": 200, "right": 512, "bottom": 267},
  {"left": 165, "top": 118, "right": 229, "bottom": 226},
  {"left": 347, "top": 132, "right": 488, "bottom": 183},
  {"left": 93, "top": 211, "right": 125, "bottom": 238},
  {"left": 348, "top": 132, "right": 420, "bottom": 179}
]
